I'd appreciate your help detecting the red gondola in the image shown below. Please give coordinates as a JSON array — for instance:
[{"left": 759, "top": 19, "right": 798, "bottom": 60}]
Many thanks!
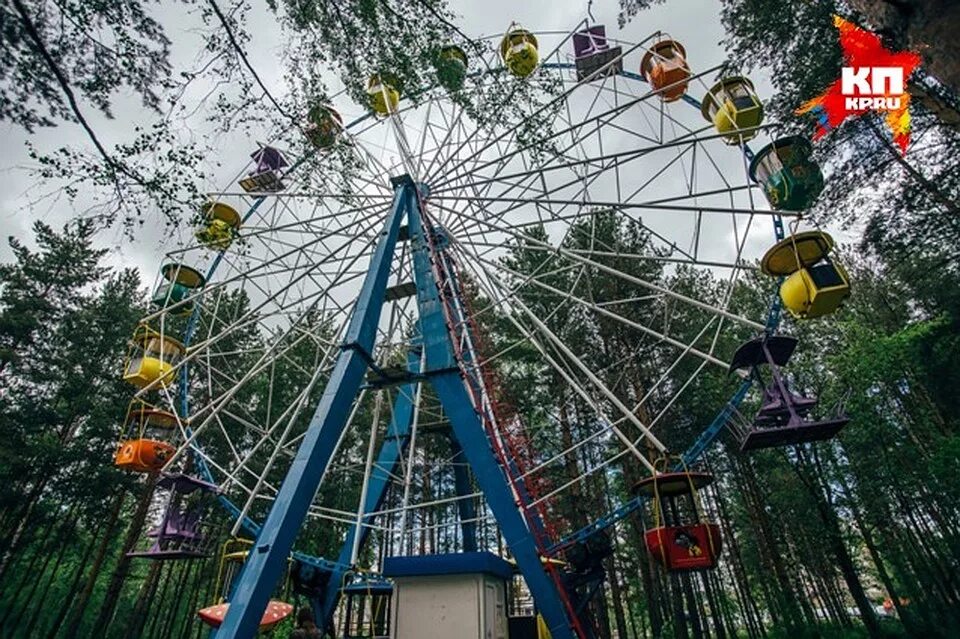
[{"left": 633, "top": 468, "right": 721, "bottom": 572}]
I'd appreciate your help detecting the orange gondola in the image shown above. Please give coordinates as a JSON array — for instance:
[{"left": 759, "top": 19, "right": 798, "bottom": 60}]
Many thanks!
[
  {"left": 640, "top": 39, "right": 690, "bottom": 102},
  {"left": 114, "top": 400, "right": 179, "bottom": 473}
]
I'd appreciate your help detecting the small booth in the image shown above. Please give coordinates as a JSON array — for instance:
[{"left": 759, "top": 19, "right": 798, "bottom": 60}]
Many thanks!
[
  {"left": 150, "top": 263, "right": 205, "bottom": 316},
  {"left": 571, "top": 25, "right": 622, "bottom": 80},
  {"left": 761, "top": 231, "right": 850, "bottom": 320},
  {"left": 640, "top": 40, "right": 690, "bottom": 102},
  {"left": 238, "top": 145, "right": 288, "bottom": 193},
  {"left": 341, "top": 576, "right": 393, "bottom": 639},
  {"left": 749, "top": 136, "right": 824, "bottom": 211},
  {"left": 383, "top": 552, "right": 510, "bottom": 639},
  {"left": 633, "top": 468, "right": 721, "bottom": 572},
  {"left": 197, "top": 538, "right": 294, "bottom": 630},
  {"left": 700, "top": 76, "right": 764, "bottom": 143},
  {"left": 128, "top": 472, "right": 218, "bottom": 560},
  {"left": 368, "top": 73, "right": 401, "bottom": 116},
  {"left": 195, "top": 201, "right": 241, "bottom": 251},
  {"left": 305, "top": 103, "right": 343, "bottom": 149},
  {"left": 114, "top": 400, "right": 179, "bottom": 473},
  {"left": 499, "top": 24, "right": 539, "bottom": 78},
  {"left": 123, "top": 325, "right": 185, "bottom": 389},
  {"left": 436, "top": 45, "right": 469, "bottom": 92}
]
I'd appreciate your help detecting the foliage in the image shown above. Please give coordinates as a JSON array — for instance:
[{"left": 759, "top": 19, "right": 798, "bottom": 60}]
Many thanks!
[
  {"left": 2, "top": 0, "right": 181, "bottom": 131},
  {"left": 2, "top": 2, "right": 960, "bottom": 638},
  {"left": 710, "top": 0, "right": 960, "bottom": 320}
]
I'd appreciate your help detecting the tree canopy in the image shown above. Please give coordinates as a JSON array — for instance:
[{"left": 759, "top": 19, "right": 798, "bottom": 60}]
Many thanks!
[{"left": 2, "top": 1, "right": 960, "bottom": 638}]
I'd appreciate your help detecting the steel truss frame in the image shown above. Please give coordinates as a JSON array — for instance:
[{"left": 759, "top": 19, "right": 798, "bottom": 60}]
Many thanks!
[{"left": 214, "top": 177, "right": 579, "bottom": 639}]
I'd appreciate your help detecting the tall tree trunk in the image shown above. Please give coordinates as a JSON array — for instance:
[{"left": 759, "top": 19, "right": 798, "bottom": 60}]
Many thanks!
[
  {"left": 146, "top": 559, "right": 177, "bottom": 638},
  {"left": 177, "top": 562, "right": 204, "bottom": 639},
  {"left": 737, "top": 457, "right": 803, "bottom": 631},
  {"left": 794, "top": 449, "right": 882, "bottom": 639},
  {"left": 58, "top": 492, "right": 126, "bottom": 639},
  {"left": 41, "top": 504, "right": 115, "bottom": 639},
  {"left": 680, "top": 574, "right": 703, "bottom": 639},
  {"left": 605, "top": 557, "right": 630, "bottom": 639},
  {"left": 5, "top": 520, "right": 71, "bottom": 632},
  {"left": 558, "top": 399, "right": 589, "bottom": 530},
  {"left": 1, "top": 503, "right": 78, "bottom": 631},
  {"left": 163, "top": 557, "right": 202, "bottom": 639},
  {"left": 20, "top": 529, "right": 73, "bottom": 639},
  {"left": 62, "top": 492, "right": 127, "bottom": 639},
  {"left": 89, "top": 476, "right": 157, "bottom": 635},
  {"left": 184, "top": 555, "right": 217, "bottom": 639},
  {"left": 700, "top": 572, "right": 726, "bottom": 639},
  {"left": 634, "top": 516, "right": 663, "bottom": 637},
  {"left": 595, "top": 583, "right": 614, "bottom": 639},
  {"left": 713, "top": 464, "right": 764, "bottom": 638},
  {"left": 123, "top": 559, "right": 163, "bottom": 639},
  {"left": 0, "top": 472, "right": 53, "bottom": 584},
  {"left": 669, "top": 574, "right": 688, "bottom": 639},
  {"left": 0, "top": 509, "right": 59, "bottom": 623},
  {"left": 838, "top": 469, "right": 929, "bottom": 636}
]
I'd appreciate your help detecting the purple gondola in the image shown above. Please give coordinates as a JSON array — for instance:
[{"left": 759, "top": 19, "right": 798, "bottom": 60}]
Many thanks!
[
  {"left": 238, "top": 145, "right": 288, "bottom": 193},
  {"left": 572, "top": 25, "right": 622, "bottom": 81},
  {"left": 128, "top": 472, "right": 219, "bottom": 560},
  {"left": 728, "top": 335, "right": 849, "bottom": 451}
]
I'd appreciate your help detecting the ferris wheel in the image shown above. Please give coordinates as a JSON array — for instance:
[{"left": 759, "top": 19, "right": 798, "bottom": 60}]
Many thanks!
[{"left": 114, "top": 19, "right": 849, "bottom": 639}]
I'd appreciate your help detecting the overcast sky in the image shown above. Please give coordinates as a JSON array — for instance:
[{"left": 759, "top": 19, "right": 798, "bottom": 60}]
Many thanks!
[{"left": 0, "top": 0, "right": 775, "bottom": 276}]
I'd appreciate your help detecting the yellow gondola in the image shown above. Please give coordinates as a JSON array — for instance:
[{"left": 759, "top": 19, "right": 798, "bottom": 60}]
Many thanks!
[
  {"left": 367, "top": 74, "right": 400, "bottom": 116},
  {"left": 499, "top": 24, "right": 539, "bottom": 78},
  {"left": 700, "top": 76, "right": 764, "bottom": 143},
  {"left": 640, "top": 40, "right": 690, "bottom": 102},
  {"left": 122, "top": 325, "right": 185, "bottom": 389},
  {"left": 761, "top": 231, "right": 850, "bottom": 320},
  {"left": 195, "top": 201, "right": 241, "bottom": 250}
]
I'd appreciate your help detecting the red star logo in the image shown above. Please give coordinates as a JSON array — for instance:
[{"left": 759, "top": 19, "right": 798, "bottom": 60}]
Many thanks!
[{"left": 797, "top": 16, "right": 921, "bottom": 154}]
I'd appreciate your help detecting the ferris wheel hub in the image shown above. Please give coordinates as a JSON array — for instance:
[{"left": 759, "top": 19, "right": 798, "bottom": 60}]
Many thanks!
[{"left": 390, "top": 172, "right": 431, "bottom": 198}]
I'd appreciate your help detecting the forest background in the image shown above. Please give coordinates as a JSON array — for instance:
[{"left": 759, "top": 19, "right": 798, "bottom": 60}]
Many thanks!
[{"left": 1, "top": 0, "right": 960, "bottom": 637}]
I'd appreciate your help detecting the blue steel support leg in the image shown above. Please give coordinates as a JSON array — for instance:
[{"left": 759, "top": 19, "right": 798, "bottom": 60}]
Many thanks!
[
  {"left": 447, "top": 437, "right": 478, "bottom": 552},
  {"left": 318, "top": 343, "right": 423, "bottom": 627},
  {"left": 215, "top": 182, "right": 410, "bottom": 639},
  {"left": 407, "top": 190, "right": 576, "bottom": 639},
  {"left": 435, "top": 247, "right": 546, "bottom": 548}
]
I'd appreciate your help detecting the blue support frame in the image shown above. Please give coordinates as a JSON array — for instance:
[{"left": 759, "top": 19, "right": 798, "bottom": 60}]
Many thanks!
[
  {"left": 216, "top": 177, "right": 578, "bottom": 638},
  {"left": 448, "top": 437, "right": 478, "bottom": 552},
  {"left": 319, "top": 342, "right": 423, "bottom": 624},
  {"left": 405, "top": 184, "right": 577, "bottom": 639},
  {"left": 215, "top": 182, "right": 409, "bottom": 638},
  {"left": 433, "top": 245, "right": 550, "bottom": 547},
  {"left": 316, "top": 343, "right": 479, "bottom": 629},
  {"left": 180, "top": 59, "right": 789, "bottom": 639}
]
